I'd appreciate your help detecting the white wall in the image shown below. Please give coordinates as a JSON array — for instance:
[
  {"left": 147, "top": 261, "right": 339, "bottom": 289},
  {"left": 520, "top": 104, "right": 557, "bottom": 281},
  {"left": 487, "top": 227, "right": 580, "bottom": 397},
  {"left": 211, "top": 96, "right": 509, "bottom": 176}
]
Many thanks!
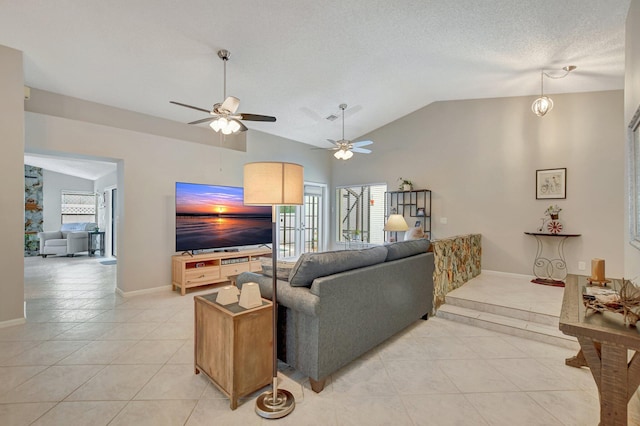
[
  {"left": 0, "top": 45, "right": 25, "bottom": 324},
  {"left": 38, "top": 170, "right": 95, "bottom": 231},
  {"left": 625, "top": 0, "right": 640, "bottom": 280},
  {"left": 24, "top": 107, "right": 331, "bottom": 296},
  {"left": 333, "top": 90, "right": 625, "bottom": 277}
]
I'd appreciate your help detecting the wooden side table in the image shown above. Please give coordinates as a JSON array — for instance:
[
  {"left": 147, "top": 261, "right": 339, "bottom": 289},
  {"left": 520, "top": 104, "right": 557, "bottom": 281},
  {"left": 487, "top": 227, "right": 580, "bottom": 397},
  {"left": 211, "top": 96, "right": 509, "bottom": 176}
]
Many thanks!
[{"left": 194, "top": 293, "right": 272, "bottom": 409}]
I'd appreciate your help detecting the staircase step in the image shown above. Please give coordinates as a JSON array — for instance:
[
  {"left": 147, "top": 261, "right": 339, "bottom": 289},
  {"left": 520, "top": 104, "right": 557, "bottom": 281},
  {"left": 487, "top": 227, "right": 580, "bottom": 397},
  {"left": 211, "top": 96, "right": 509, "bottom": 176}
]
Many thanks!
[
  {"left": 445, "top": 294, "right": 559, "bottom": 327},
  {"left": 436, "top": 304, "right": 579, "bottom": 350}
]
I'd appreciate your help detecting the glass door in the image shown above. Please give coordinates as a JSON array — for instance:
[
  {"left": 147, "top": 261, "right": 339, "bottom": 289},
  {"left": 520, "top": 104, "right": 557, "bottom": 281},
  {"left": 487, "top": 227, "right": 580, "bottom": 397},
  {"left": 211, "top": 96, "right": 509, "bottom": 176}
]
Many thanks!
[{"left": 277, "top": 183, "right": 325, "bottom": 258}]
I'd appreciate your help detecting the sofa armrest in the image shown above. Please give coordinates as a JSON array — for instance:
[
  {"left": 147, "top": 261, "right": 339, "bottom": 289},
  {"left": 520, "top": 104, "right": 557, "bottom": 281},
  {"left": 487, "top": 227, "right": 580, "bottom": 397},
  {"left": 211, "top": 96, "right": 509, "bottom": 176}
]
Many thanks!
[
  {"left": 237, "top": 272, "right": 319, "bottom": 317},
  {"left": 67, "top": 231, "right": 89, "bottom": 240},
  {"left": 38, "top": 231, "right": 62, "bottom": 252},
  {"left": 67, "top": 231, "right": 89, "bottom": 253},
  {"left": 38, "top": 231, "right": 62, "bottom": 241}
]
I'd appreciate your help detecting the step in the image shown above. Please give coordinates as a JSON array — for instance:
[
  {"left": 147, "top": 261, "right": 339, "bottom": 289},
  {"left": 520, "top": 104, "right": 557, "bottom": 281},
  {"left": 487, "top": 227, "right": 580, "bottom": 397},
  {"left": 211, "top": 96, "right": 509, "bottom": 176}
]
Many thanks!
[
  {"left": 444, "top": 293, "right": 559, "bottom": 327},
  {"left": 436, "top": 304, "right": 579, "bottom": 350}
]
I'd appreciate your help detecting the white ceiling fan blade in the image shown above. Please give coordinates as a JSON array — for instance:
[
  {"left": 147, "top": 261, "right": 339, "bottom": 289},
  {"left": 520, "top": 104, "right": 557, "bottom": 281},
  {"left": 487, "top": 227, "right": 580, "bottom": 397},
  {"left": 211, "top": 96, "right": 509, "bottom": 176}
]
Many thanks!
[
  {"left": 221, "top": 96, "right": 240, "bottom": 113},
  {"left": 352, "top": 140, "right": 373, "bottom": 147},
  {"left": 352, "top": 148, "right": 372, "bottom": 154}
]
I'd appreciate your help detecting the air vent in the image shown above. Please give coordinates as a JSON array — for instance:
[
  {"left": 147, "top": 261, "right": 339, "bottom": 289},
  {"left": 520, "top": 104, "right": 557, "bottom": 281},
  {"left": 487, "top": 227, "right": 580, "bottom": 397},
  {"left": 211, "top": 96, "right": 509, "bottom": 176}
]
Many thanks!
[{"left": 325, "top": 114, "right": 338, "bottom": 121}]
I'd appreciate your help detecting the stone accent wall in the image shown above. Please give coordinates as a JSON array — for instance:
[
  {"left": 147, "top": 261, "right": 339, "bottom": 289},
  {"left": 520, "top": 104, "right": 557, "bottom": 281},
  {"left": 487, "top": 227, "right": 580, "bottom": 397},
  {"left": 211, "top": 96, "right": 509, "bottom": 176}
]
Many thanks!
[
  {"left": 24, "top": 165, "right": 43, "bottom": 256},
  {"left": 432, "top": 233, "right": 481, "bottom": 310}
]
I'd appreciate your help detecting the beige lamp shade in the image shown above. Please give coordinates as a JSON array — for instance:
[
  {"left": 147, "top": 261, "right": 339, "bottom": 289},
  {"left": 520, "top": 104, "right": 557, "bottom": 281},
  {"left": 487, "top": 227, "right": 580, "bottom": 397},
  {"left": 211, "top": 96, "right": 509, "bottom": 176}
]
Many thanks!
[
  {"left": 244, "top": 162, "right": 304, "bottom": 205},
  {"left": 384, "top": 214, "right": 409, "bottom": 232}
]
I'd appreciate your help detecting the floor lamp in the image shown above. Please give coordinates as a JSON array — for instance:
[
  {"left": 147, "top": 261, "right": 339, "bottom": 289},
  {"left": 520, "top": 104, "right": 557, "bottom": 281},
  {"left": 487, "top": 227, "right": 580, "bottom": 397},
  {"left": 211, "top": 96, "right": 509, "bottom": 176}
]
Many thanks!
[{"left": 244, "top": 161, "right": 303, "bottom": 419}]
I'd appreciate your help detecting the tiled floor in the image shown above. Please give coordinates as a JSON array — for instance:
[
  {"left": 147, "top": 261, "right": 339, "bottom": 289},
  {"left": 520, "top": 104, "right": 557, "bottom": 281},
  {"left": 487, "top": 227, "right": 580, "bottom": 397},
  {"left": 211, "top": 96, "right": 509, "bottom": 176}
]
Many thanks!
[{"left": 0, "top": 256, "right": 637, "bottom": 425}]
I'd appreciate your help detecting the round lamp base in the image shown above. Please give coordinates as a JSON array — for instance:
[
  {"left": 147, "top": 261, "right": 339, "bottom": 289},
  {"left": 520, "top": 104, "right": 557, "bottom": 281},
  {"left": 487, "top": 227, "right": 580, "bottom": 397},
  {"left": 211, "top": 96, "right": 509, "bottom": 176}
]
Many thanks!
[{"left": 255, "top": 388, "right": 295, "bottom": 419}]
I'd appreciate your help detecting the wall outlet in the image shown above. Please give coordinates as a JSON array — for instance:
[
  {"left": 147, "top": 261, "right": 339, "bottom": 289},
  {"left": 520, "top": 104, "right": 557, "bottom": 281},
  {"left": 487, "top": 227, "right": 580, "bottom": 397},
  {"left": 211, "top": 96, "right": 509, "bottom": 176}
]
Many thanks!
[
  {"left": 440, "top": 217, "right": 448, "bottom": 224},
  {"left": 578, "top": 261, "right": 586, "bottom": 271}
]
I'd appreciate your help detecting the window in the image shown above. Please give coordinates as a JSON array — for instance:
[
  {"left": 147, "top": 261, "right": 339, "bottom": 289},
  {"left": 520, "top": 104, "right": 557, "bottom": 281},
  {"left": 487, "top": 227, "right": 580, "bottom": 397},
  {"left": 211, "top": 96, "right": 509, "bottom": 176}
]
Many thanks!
[
  {"left": 61, "top": 191, "right": 97, "bottom": 224},
  {"left": 629, "top": 104, "right": 640, "bottom": 250},
  {"left": 336, "top": 184, "right": 387, "bottom": 246}
]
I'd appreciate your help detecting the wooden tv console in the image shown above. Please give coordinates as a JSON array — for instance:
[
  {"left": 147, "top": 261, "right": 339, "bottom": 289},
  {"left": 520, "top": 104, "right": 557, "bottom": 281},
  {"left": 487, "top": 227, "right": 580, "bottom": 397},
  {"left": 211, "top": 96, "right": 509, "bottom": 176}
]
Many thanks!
[{"left": 171, "top": 248, "right": 271, "bottom": 295}]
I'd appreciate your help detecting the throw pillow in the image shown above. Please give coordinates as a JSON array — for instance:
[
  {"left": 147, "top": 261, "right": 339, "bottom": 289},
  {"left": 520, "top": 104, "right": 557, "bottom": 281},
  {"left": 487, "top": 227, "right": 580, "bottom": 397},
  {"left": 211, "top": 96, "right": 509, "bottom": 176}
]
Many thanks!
[
  {"left": 404, "top": 227, "right": 425, "bottom": 240},
  {"left": 288, "top": 246, "right": 388, "bottom": 287},
  {"left": 385, "top": 239, "right": 431, "bottom": 261},
  {"left": 260, "top": 258, "right": 295, "bottom": 281}
]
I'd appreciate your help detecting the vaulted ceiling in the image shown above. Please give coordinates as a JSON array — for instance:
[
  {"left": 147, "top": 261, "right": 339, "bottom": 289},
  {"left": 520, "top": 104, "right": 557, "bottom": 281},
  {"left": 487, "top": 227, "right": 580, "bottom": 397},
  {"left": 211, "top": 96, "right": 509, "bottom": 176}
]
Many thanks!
[{"left": 1, "top": 1, "right": 631, "bottom": 148}]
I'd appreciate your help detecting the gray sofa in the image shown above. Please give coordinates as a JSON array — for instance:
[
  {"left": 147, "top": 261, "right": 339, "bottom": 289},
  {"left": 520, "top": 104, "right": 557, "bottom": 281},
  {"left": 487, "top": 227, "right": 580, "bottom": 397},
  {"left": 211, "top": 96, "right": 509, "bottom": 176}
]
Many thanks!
[
  {"left": 38, "top": 222, "right": 98, "bottom": 257},
  {"left": 236, "top": 239, "right": 434, "bottom": 392}
]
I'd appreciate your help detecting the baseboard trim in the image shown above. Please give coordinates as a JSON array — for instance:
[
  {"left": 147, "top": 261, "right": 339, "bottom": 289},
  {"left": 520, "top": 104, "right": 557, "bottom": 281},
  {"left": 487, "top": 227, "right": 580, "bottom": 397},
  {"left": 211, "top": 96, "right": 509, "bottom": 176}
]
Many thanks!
[
  {"left": 0, "top": 317, "right": 26, "bottom": 329},
  {"left": 116, "top": 285, "right": 173, "bottom": 298},
  {"left": 481, "top": 269, "right": 534, "bottom": 281}
]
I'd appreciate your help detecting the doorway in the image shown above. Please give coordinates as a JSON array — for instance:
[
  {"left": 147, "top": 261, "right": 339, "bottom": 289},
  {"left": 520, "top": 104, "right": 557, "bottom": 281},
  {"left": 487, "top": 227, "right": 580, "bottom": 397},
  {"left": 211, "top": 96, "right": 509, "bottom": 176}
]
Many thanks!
[{"left": 278, "top": 183, "right": 327, "bottom": 258}]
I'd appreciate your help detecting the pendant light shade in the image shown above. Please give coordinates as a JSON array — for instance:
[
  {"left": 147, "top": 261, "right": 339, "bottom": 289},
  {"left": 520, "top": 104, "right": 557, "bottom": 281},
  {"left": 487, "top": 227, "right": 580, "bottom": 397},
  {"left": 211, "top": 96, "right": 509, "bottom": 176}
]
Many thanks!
[
  {"left": 531, "top": 66, "right": 576, "bottom": 117},
  {"left": 532, "top": 96, "right": 554, "bottom": 117}
]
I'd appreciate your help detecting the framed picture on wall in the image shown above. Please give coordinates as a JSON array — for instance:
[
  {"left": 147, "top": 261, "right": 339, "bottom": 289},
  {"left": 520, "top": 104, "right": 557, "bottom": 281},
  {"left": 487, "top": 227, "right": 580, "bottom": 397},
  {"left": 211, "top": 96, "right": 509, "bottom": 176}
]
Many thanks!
[{"left": 536, "top": 168, "right": 566, "bottom": 199}]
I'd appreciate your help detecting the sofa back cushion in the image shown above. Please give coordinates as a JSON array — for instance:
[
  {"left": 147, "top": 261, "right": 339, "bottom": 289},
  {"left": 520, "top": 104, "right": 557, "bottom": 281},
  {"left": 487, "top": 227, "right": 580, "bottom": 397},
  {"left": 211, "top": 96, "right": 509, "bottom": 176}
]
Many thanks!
[
  {"left": 288, "top": 246, "right": 388, "bottom": 287},
  {"left": 60, "top": 222, "right": 97, "bottom": 237},
  {"left": 385, "top": 239, "right": 431, "bottom": 262}
]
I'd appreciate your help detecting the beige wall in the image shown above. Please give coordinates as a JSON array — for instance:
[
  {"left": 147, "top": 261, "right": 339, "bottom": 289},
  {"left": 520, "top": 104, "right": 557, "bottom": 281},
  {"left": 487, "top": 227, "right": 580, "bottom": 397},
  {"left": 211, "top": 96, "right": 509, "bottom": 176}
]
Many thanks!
[
  {"left": 333, "top": 91, "right": 625, "bottom": 277},
  {"left": 0, "top": 46, "right": 25, "bottom": 325},
  {"left": 39, "top": 170, "right": 94, "bottom": 231},
  {"left": 625, "top": 0, "right": 640, "bottom": 279}
]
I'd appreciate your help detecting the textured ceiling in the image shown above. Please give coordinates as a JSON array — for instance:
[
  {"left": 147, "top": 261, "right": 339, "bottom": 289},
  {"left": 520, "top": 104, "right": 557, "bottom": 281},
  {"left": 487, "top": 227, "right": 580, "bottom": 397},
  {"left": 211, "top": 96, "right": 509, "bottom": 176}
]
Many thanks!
[
  {"left": 1, "top": 1, "right": 631, "bottom": 148},
  {"left": 24, "top": 153, "right": 116, "bottom": 181}
]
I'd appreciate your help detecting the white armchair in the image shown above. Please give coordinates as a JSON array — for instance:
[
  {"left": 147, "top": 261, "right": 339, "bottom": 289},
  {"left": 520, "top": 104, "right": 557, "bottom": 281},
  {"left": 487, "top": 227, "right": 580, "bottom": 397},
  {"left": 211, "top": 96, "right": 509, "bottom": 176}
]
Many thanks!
[{"left": 38, "top": 222, "right": 98, "bottom": 257}]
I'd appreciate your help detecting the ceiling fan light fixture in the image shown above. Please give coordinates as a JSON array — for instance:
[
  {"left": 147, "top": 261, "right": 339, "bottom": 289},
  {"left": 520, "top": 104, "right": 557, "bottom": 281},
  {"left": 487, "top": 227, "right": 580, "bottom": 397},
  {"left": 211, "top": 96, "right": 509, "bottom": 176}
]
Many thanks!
[
  {"left": 228, "top": 120, "right": 241, "bottom": 133},
  {"left": 334, "top": 149, "right": 345, "bottom": 159},
  {"left": 342, "top": 149, "right": 353, "bottom": 160}
]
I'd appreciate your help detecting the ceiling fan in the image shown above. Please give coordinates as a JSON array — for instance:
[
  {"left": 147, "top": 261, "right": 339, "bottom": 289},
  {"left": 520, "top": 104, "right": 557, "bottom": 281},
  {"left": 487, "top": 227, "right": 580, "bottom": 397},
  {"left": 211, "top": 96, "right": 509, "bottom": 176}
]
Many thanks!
[
  {"left": 170, "top": 50, "right": 276, "bottom": 134},
  {"left": 326, "top": 104, "right": 373, "bottom": 160}
]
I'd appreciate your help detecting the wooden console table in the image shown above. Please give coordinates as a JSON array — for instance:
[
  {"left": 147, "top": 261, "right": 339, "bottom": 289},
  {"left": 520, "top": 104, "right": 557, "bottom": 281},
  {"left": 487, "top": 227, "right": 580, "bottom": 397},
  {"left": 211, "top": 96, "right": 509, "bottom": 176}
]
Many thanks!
[
  {"left": 560, "top": 275, "right": 640, "bottom": 425},
  {"left": 172, "top": 248, "right": 270, "bottom": 295},
  {"left": 524, "top": 232, "right": 580, "bottom": 286}
]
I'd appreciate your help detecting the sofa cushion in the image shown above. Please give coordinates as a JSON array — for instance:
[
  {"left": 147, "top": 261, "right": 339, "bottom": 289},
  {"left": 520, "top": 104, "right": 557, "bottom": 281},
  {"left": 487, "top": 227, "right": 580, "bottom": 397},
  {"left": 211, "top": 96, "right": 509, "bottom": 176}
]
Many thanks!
[
  {"left": 260, "top": 258, "right": 296, "bottom": 281},
  {"left": 385, "top": 239, "right": 431, "bottom": 262},
  {"left": 45, "top": 239, "right": 68, "bottom": 247},
  {"left": 288, "top": 246, "right": 388, "bottom": 287}
]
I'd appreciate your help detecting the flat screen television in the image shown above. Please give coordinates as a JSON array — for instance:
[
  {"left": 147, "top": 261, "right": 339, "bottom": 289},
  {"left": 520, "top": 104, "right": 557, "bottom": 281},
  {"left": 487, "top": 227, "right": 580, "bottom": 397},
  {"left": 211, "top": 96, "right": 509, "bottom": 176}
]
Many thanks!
[{"left": 175, "top": 182, "right": 272, "bottom": 252}]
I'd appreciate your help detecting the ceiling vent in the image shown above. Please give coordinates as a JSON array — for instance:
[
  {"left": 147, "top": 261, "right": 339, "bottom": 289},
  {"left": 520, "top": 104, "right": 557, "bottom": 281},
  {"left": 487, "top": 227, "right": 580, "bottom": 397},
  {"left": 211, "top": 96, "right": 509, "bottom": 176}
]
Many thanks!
[{"left": 325, "top": 114, "right": 339, "bottom": 121}]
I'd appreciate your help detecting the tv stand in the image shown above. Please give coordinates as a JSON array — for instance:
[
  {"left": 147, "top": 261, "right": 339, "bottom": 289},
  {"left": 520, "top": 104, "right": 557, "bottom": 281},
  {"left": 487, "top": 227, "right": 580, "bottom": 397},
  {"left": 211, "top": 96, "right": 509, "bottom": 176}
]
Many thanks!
[{"left": 171, "top": 248, "right": 271, "bottom": 295}]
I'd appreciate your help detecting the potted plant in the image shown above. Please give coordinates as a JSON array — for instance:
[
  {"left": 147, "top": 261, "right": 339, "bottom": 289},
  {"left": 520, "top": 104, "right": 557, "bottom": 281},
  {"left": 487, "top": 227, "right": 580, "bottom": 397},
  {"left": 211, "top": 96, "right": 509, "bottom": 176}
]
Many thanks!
[
  {"left": 398, "top": 177, "right": 413, "bottom": 191},
  {"left": 545, "top": 204, "right": 562, "bottom": 220}
]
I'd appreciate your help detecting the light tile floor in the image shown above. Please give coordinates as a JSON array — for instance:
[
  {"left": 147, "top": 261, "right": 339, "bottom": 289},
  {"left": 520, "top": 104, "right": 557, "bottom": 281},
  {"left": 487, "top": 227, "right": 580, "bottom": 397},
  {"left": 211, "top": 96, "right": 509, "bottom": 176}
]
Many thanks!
[{"left": 0, "top": 256, "right": 638, "bottom": 425}]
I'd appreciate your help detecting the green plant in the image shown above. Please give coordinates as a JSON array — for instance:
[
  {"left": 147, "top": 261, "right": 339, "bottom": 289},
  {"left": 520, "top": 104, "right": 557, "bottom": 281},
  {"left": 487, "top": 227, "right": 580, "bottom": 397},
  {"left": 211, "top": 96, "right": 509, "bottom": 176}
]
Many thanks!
[
  {"left": 545, "top": 205, "right": 562, "bottom": 216},
  {"left": 397, "top": 177, "right": 413, "bottom": 190}
]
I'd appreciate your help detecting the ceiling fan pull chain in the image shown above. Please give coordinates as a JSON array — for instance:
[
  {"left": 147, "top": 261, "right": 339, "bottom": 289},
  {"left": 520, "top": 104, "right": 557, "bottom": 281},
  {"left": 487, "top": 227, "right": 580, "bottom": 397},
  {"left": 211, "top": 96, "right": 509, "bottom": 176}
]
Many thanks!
[{"left": 223, "top": 54, "right": 227, "bottom": 100}]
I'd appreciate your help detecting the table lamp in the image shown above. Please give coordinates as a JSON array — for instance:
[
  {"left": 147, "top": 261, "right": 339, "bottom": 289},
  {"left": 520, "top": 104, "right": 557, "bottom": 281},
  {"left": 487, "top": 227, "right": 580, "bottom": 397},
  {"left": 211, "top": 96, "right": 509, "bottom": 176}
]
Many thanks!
[
  {"left": 384, "top": 213, "right": 409, "bottom": 242},
  {"left": 244, "top": 161, "right": 303, "bottom": 419}
]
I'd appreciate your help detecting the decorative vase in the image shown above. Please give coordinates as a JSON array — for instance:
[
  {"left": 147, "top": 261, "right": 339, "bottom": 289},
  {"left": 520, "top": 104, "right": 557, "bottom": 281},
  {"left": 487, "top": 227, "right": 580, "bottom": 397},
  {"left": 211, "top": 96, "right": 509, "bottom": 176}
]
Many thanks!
[
  {"left": 403, "top": 184, "right": 412, "bottom": 191},
  {"left": 550, "top": 213, "right": 559, "bottom": 220}
]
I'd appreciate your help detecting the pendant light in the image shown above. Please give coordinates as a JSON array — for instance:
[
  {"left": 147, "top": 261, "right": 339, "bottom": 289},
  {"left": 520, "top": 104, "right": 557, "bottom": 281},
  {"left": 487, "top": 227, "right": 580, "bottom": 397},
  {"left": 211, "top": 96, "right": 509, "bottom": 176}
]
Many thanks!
[{"left": 531, "top": 66, "right": 576, "bottom": 117}]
